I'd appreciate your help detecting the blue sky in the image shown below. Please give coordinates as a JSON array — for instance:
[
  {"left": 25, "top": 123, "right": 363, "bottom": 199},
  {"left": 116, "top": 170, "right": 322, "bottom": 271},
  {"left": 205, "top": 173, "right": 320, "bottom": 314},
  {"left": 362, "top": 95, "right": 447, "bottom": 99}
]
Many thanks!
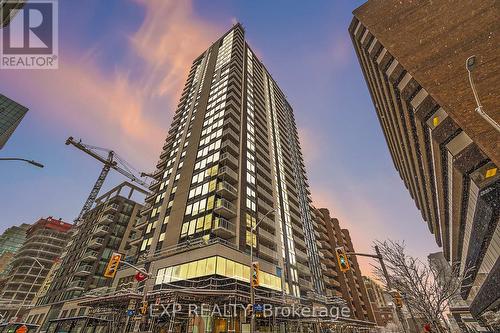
[{"left": 0, "top": 0, "right": 440, "bottom": 274}]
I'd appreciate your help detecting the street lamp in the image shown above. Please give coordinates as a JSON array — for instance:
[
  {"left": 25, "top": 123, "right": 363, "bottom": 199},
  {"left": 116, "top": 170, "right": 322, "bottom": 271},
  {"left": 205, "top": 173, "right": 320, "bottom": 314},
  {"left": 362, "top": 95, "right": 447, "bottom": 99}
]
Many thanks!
[
  {"left": 249, "top": 207, "right": 277, "bottom": 333},
  {"left": 0, "top": 158, "right": 44, "bottom": 168},
  {"left": 13, "top": 258, "right": 44, "bottom": 320},
  {"left": 466, "top": 55, "right": 500, "bottom": 133}
]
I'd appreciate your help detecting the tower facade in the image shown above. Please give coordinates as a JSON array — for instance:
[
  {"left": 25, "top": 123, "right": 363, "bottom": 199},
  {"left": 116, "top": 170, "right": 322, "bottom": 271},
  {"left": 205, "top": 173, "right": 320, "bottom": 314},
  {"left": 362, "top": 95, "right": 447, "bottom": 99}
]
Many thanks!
[
  {"left": 119, "top": 24, "right": 323, "bottom": 302},
  {"left": 349, "top": 0, "right": 499, "bottom": 325},
  {"left": 313, "top": 207, "right": 375, "bottom": 323}
]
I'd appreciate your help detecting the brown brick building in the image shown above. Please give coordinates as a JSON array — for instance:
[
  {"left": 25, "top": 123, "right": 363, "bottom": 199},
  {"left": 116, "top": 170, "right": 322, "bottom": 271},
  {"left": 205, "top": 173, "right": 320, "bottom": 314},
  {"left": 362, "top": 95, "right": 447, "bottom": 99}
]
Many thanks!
[
  {"left": 313, "top": 207, "right": 375, "bottom": 324},
  {"left": 349, "top": 0, "right": 499, "bottom": 326},
  {"left": 363, "top": 276, "right": 396, "bottom": 328}
]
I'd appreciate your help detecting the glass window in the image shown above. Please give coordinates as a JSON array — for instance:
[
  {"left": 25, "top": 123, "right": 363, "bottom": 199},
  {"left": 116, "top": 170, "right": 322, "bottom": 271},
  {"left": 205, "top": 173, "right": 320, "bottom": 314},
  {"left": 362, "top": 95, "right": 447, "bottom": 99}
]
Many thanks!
[
  {"left": 172, "top": 265, "right": 181, "bottom": 282},
  {"left": 156, "top": 268, "right": 165, "bottom": 285},
  {"left": 226, "top": 259, "right": 235, "bottom": 277},
  {"left": 197, "top": 259, "right": 207, "bottom": 277},
  {"left": 207, "top": 257, "right": 216, "bottom": 275},
  {"left": 216, "top": 257, "right": 226, "bottom": 276},
  {"left": 179, "top": 263, "right": 188, "bottom": 280},
  {"left": 234, "top": 262, "right": 243, "bottom": 280},
  {"left": 187, "top": 261, "right": 197, "bottom": 279},
  {"left": 164, "top": 267, "right": 173, "bottom": 283}
]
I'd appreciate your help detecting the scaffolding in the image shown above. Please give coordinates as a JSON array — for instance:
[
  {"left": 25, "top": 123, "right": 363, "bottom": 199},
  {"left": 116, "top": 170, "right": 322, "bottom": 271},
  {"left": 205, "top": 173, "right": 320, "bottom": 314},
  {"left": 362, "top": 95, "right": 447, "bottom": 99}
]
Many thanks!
[{"left": 78, "top": 277, "right": 377, "bottom": 333}]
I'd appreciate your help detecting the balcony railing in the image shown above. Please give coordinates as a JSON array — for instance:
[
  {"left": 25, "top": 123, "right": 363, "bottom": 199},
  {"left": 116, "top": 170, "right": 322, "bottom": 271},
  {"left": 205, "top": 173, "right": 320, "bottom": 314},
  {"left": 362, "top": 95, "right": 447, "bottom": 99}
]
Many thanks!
[
  {"left": 213, "top": 217, "right": 236, "bottom": 239},
  {"left": 88, "top": 237, "right": 104, "bottom": 249},
  {"left": 75, "top": 265, "right": 93, "bottom": 276},
  {"left": 216, "top": 181, "right": 237, "bottom": 200},
  {"left": 218, "top": 166, "right": 238, "bottom": 184},
  {"left": 81, "top": 250, "right": 99, "bottom": 262},
  {"left": 68, "top": 280, "right": 86, "bottom": 290},
  {"left": 214, "top": 198, "right": 236, "bottom": 219},
  {"left": 220, "top": 152, "right": 238, "bottom": 168},
  {"left": 129, "top": 233, "right": 143, "bottom": 245},
  {"left": 104, "top": 203, "right": 119, "bottom": 212},
  {"left": 94, "top": 225, "right": 110, "bottom": 236},
  {"left": 99, "top": 214, "right": 114, "bottom": 225},
  {"left": 258, "top": 245, "right": 277, "bottom": 262}
]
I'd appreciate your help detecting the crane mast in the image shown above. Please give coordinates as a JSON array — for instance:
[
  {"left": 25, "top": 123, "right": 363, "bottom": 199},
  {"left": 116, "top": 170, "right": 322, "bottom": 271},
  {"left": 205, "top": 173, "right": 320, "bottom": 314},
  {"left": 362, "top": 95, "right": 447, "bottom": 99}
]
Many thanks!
[{"left": 65, "top": 136, "right": 150, "bottom": 224}]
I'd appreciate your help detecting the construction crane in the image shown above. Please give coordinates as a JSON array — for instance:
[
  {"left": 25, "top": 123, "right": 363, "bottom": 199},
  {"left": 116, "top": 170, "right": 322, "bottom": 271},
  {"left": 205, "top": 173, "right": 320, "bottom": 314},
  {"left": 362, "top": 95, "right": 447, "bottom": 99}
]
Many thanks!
[{"left": 66, "top": 136, "right": 150, "bottom": 223}]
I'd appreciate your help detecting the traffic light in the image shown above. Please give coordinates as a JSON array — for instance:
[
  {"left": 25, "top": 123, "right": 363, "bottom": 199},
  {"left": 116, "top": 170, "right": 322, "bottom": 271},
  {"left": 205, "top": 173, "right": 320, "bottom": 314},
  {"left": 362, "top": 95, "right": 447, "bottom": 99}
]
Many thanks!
[
  {"left": 104, "top": 252, "right": 122, "bottom": 278},
  {"left": 139, "top": 300, "right": 148, "bottom": 315},
  {"left": 335, "top": 247, "right": 350, "bottom": 272},
  {"left": 391, "top": 290, "right": 404, "bottom": 308},
  {"left": 251, "top": 261, "right": 260, "bottom": 287},
  {"left": 135, "top": 271, "right": 147, "bottom": 282}
]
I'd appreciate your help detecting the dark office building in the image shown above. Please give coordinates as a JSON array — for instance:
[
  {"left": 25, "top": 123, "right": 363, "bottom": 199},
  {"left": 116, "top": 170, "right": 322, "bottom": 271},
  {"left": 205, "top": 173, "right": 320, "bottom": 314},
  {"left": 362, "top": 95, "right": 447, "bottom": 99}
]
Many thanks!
[{"left": 0, "top": 94, "right": 28, "bottom": 149}]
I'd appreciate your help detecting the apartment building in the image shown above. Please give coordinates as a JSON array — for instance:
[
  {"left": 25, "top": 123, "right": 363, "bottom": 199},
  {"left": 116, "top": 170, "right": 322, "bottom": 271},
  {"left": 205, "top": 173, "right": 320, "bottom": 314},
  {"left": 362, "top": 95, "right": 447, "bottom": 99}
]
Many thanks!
[
  {"left": 363, "top": 276, "right": 396, "bottom": 328},
  {"left": 349, "top": 0, "right": 499, "bottom": 326},
  {"left": 313, "top": 207, "right": 375, "bottom": 324},
  {"left": 26, "top": 182, "right": 146, "bottom": 327},
  {"left": 105, "top": 23, "right": 323, "bottom": 331},
  {"left": 0, "top": 217, "right": 72, "bottom": 320}
]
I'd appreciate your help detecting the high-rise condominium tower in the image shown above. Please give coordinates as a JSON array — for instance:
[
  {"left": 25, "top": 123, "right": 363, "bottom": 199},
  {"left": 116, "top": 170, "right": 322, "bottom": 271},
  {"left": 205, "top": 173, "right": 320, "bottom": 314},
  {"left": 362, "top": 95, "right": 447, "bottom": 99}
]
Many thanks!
[
  {"left": 349, "top": 0, "right": 499, "bottom": 327},
  {"left": 115, "top": 24, "right": 323, "bottom": 304}
]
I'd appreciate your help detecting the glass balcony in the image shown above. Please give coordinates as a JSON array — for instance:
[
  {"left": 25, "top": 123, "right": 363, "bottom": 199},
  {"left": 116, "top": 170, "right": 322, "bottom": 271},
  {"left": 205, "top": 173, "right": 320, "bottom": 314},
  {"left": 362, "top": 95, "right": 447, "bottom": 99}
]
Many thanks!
[
  {"left": 214, "top": 198, "right": 236, "bottom": 219},
  {"left": 68, "top": 279, "right": 86, "bottom": 290},
  {"left": 213, "top": 217, "right": 236, "bottom": 239},
  {"left": 88, "top": 237, "right": 104, "bottom": 249},
  {"left": 216, "top": 181, "right": 237, "bottom": 200},
  {"left": 94, "top": 225, "right": 110, "bottom": 236},
  {"left": 220, "top": 152, "right": 238, "bottom": 168},
  {"left": 99, "top": 214, "right": 114, "bottom": 225},
  {"left": 75, "top": 265, "right": 93, "bottom": 276},
  {"left": 81, "top": 250, "right": 98, "bottom": 262},
  {"left": 218, "top": 166, "right": 238, "bottom": 184}
]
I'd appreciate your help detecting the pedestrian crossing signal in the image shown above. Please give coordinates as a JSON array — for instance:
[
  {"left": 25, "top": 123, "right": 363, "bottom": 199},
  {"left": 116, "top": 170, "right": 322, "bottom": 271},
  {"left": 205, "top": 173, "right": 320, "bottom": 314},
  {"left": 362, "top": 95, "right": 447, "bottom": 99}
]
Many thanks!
[
  {"left": 251, "top": 261, "right": 260, "bottom": 287},
  {"left": 335, "top": 247, "right": 350, "bottom": 272},
  {"left": 104, "top": 253, "right": 122, "bottom": 278}
]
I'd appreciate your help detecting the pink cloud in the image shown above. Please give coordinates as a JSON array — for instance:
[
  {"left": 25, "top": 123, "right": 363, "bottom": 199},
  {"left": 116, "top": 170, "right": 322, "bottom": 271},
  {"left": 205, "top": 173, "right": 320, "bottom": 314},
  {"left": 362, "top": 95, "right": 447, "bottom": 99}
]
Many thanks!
[{"left": 1, "top": 0, "right": 223, "bottom": 169}]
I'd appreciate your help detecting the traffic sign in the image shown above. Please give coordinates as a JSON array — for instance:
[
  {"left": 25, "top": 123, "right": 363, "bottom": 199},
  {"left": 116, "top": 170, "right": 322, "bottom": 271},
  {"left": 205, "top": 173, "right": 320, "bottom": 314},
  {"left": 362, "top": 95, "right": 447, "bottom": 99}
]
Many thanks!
[
  {"left": 254, "top": 304, "right": 263, "bottom": 312},
  {"left": 15, "top": 325, "right": 28, "bottom": 333}
]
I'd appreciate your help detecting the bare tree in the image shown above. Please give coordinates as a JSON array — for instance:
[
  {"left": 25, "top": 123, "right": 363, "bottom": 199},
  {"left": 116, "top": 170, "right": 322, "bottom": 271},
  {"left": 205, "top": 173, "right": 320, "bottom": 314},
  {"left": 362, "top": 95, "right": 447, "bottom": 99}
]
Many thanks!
[{"left": 372, "top": 240, "right": 470, "bottom": 333}]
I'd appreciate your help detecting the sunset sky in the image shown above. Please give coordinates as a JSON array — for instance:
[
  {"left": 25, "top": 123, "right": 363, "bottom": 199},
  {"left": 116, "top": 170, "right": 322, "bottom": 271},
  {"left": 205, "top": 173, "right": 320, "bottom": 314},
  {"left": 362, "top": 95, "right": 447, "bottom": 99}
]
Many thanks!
[{"left": 0, "top": 0, "right": 440, "bottom": 275}]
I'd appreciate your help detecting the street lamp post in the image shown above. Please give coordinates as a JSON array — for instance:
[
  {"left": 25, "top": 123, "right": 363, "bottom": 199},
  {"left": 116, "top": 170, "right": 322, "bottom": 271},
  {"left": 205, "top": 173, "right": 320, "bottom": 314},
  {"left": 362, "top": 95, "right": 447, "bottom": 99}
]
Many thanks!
[
  {"left": 249, "top": 208, "right": 277, "bottom": 333},
  {"left": 0, "top": 158, "right": 44, "bottom": 168},
  {"left": 13, "top": 258, "right": 44, "bottom": 320}
]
